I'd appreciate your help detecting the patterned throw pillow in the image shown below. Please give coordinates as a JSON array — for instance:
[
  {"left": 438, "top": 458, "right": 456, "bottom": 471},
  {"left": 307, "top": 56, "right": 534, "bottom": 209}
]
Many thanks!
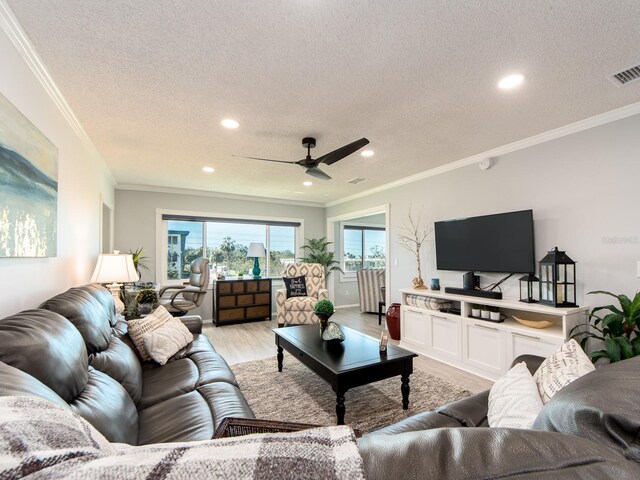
[
  {"left": 283, "top": 276, "right": 308, "bottom": 298},
  {"left": 142, "top": 317, "right": 193, "bottom": 365},
  {"left": 127, "top": 305, "right": 173, "bottom": 361},
  {"left": 533, "top": 339, "right": 595, "bottom": 403},
  {"left": 488, "top": 362, "right": 544, "bottom": 429}
]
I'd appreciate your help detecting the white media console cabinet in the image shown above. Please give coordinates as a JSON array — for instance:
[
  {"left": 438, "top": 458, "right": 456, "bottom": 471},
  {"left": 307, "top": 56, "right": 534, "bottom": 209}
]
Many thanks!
[{"left": 399, "top": 288, "right": 588, "bottom": 381}]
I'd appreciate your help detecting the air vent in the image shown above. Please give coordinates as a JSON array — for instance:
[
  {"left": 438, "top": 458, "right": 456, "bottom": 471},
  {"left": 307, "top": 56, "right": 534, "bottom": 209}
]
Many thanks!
[
  {"left": 347, "top": 177, "right": 366, "bottom": 185},
  {"left": 608, "top": 64, "right": 640, "bottom": 86}
]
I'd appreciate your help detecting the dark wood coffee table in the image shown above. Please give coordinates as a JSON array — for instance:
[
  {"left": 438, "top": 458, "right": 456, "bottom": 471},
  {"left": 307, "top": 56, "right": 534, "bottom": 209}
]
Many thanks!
[{"left": 274, "top": 324, "right": 417, "bottom": 425}]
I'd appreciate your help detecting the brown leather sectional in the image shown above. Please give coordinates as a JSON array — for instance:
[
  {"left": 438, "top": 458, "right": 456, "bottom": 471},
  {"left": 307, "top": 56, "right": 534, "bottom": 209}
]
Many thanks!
[{"left": 0, "top": 284, "right": 254, "bottom": 445}]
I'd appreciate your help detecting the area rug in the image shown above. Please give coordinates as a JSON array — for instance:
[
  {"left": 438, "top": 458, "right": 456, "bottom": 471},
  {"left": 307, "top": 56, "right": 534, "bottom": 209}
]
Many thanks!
[{"left": 231, "top": 353, "right": 472, "bottom": 433}]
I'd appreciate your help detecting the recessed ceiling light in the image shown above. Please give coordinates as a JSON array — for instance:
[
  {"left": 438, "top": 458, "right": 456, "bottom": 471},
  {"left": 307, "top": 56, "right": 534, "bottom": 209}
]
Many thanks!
[
  {"left": 221, "top": 118, "right": 239, "bottom": 129},
  {"left": 303, "top": 181, "right": 312, "bottom": 186},
  {"left": 361, "top": 150, "right": 374, "bottom": 157},
  {"left": 498, "top": 74, "right": 524, "bottom": 89},
  {"left": 202, "top": 166, "right": 215, "bottom": 173}
]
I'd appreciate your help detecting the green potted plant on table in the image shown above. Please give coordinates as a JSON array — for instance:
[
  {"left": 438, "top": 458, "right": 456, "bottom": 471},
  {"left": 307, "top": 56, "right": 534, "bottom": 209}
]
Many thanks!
[
  {"left": 314, "top": 299, "right": 335, "bottom": 332},
  {"left": 571, "top": 290, "right": 640, "bottom": 363},
  {"left": 136, "top": 288, "right": 159, "bottom": 316}
]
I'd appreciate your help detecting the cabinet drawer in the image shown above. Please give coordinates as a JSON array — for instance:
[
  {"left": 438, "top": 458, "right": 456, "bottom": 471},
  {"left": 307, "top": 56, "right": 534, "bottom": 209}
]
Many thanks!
[
  {"left": 237, "top": 294, "right": 254, "bottom": 306},
  {"left": 246, "top": 306, "right": 270, "bottom": 318},
  {"left": 218, "top": 296, "right": 236, "bottom": 308},
  {"left": 254, "top": 293, "right": 270, "bottom": 304},
  {"left": 218, "top": 308, "right": 245, "bottom": 321},
  {"left": 232, "top": 282, "right": 245, "bottom": 293},
  {"left": 259, "top": 280, "right": 271, "bottom": 292},
  {"left": 463, "top": 321, "right": 506, "bottom": 375},
  {"left": 509, "top": 331, "right": 563, "bottom": 362},
  {"left": 217, "top": 283, "right": 231, "bottom": 294},
  {"left": 245, "top": 281, "right": 258, "bottom": 292},
  {"left": 429, "top": 314, "right": 461, "bottom": 361},
  {"left": 401, "top": 308, "right": 429, "bottom": 349}
]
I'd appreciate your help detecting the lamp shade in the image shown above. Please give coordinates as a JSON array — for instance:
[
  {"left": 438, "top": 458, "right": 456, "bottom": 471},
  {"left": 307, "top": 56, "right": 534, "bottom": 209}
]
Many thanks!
[
  {"left": 91, "top": 253, "right": 139, "bottom": 284},
  {"left": 248, "top": 242, "right": 266, "bottom": 258}
]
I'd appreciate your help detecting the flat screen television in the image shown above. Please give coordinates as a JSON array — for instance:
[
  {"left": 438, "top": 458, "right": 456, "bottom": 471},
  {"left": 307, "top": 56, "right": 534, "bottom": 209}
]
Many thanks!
[{"left": 434, "top": 210, "right": 535, "bottom": 274}]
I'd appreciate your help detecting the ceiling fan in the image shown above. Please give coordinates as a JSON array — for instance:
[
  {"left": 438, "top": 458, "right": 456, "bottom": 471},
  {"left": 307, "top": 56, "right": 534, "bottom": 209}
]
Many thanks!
[{"left": 235, "top": 137, "right": 370, "bottom": 180}]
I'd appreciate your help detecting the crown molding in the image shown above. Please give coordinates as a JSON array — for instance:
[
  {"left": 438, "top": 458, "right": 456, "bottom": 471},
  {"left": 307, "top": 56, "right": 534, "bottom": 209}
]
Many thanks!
[
  {"left": 0, "top": 0, "right": 115, "bottom": 184},
  {"left": 325, "top": 101, "right": 640, "bottom": 207},
  {"left": 116, "top": 184, "right": 325, "bottom": 208}
]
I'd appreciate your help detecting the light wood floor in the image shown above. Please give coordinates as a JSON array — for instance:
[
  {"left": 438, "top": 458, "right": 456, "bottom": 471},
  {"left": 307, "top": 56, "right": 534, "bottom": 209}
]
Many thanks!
[{"left": 202, "top": 307, "right": 493, "bottom": 393}]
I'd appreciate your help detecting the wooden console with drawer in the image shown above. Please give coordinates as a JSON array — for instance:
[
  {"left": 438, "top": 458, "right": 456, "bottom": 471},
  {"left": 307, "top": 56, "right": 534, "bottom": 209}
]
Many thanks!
[{"left": 213, "top": 278, "right": 272, "bottom": 326}]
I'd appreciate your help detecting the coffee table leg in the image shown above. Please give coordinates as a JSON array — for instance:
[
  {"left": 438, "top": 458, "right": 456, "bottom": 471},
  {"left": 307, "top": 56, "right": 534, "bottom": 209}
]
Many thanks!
[
  {"left": 277, "top": 346, "right": 283, "bottom": 372},
  {"left": 336, "top": 391, "right": 346, "bottom": 425},
  {"left": 401, "top": 374, "right": 410, "bottom": 410}
]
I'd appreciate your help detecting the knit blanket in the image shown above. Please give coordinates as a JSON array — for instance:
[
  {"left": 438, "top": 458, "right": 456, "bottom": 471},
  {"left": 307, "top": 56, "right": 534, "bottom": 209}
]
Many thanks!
[{"left": 0, "top": 396, "right": 365, "bottom": 479}]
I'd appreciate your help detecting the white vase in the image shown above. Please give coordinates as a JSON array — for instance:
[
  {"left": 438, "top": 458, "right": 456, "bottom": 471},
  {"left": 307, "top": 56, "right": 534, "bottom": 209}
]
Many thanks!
[
  {"left": 490, "top": 311, "right": 501, "bottom": 321},
  {"left": 471, "top": 308, "right": 481, "bottom": 317},
  {"left": 481, "top": 310, "right": 490, "bottom": 319}
]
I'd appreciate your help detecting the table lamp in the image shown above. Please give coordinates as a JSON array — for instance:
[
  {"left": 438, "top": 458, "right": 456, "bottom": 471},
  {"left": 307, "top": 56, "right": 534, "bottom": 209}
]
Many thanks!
[
  {"left": 248, "top": 242, "right": 266, "bottom": 278},
  {"left": 91, "top": 251, "right": 139, "bottom": 313}
]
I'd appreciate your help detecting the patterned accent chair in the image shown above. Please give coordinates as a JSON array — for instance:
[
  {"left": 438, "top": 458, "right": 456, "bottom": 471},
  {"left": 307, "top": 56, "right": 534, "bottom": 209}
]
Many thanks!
[{"left": 276, "top": 263, "right": 328, "bottom": 327}]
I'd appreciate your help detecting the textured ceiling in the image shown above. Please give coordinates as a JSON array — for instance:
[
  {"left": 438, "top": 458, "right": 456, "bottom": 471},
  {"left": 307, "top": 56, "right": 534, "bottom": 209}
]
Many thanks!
[{"left": 6, "top": 0, "right": 640, "bottom": 204}]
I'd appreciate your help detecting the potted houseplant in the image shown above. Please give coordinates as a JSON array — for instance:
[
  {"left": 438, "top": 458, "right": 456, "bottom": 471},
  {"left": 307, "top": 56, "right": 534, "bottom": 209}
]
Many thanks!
[
  {"left": 128, "top": 247, "right": 149, "bottom": 280},
  {"left": 471, "top": 304, "right": 481, "bottom": 318},
  {"left": 571, "top": 290, "right": 640, "bottom": 363},
  {"left": 300, "top": 237, "right": 344, "bottom": 278},
  {"left": 481, "top": 305, "right": 490, "bottom": 319},
  {"left": 314, "top": 299, "right": 335, "bottom": 332},
  {"left": 489, "top": 306, "right": 501, "bottom": 321},
  {"left": 136, "top": 288, "right": 158, "bottom": 316}
]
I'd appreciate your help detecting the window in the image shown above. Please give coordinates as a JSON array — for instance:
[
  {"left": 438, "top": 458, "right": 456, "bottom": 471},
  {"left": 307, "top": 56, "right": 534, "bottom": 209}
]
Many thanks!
[
  {"left": 162, "top": 214, "right": 299, "bottom": 281},
  {"left": 343, "top": 225, "right": 386, "bottom": 273}
]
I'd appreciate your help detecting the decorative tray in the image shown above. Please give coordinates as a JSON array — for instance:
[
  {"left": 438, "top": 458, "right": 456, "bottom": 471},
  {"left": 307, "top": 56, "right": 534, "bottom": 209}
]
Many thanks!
[{"left": 512, "top": 314, "right": 557, "bottom": 329}]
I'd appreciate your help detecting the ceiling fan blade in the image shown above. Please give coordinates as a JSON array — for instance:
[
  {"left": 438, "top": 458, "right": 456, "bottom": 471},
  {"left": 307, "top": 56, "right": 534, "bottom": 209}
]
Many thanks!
[
  {"left": 232, "top": 155, "right": 295, "bottom": 164},
  {"left": 315, "top": 137, "right": 370, "bottom": 166},
  {"left": 305, "top": 167, "right": 332, "bottom": 180}
]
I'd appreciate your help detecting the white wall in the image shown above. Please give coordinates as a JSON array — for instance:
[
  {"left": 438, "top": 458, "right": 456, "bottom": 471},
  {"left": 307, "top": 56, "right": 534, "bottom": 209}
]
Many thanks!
[
  {"left": 114, "top": 189, "right": 326, "bottom": 320},
  {"left": 327, "top": 113, "right": 640, "bottom": 310},
  {"left": 0, "top": 26, "right": 115, "bottom": 318}
]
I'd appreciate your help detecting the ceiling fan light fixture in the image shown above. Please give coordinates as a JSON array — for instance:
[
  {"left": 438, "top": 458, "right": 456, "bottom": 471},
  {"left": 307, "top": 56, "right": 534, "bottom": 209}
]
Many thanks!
[
  {"left": 498, "top": 74, "right": 525, "bottom": 89},
  {"left": 360, "top": 150, "right": 374, "bottom": 157},
  {"left": 202, "top": 166, "right": 215, "bottom": 173},
  {"left": 221, "top": 118, "right": 240, "bottom": 129}
]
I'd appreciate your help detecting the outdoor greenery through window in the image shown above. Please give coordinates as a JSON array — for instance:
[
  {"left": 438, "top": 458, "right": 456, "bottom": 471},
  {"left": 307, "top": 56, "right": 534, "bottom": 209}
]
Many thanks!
[
  {"left": 166, "top": 218, "right": 297, "bottom": 280},
  {"left": 343, "top": 226, "right": 385, "bottom": 273}
]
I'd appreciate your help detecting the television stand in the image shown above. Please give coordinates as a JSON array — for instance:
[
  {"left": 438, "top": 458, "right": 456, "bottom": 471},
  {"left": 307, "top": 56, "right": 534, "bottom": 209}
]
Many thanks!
[{"left": 444, "top": 287, "right": 502, "bottom": 300}]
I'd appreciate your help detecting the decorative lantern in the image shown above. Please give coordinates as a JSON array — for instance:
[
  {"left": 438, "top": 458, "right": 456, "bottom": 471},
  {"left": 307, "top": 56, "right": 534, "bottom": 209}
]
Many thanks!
[
  {"left": 519, "top": 274, "right": 539, "bottom": 303},
  {"left": 538, "top": 247, "right": 577, "bottom": 307}
]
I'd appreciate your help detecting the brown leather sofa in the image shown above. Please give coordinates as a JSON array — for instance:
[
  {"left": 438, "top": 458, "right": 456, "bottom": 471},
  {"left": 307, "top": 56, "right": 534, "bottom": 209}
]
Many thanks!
[
  {"left": 359, "top": 354, "right": 640, "bottom": 479},
  {"left": 0, "top": 284, "right": 254, "bottom": 445}
]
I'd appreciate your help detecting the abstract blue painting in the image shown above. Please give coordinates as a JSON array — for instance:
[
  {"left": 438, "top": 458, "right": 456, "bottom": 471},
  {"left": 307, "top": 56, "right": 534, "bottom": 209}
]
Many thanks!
[{"left": 0, "top": 93, "right": 58, "bottom": 257}]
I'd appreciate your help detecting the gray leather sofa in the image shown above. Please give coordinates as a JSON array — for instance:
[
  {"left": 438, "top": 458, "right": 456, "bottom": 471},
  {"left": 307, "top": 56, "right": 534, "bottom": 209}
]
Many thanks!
[
  {"left": 0, "top": 284, "right": 254, "bottom": 445},
  {"left": 359, "top": 354, "right": 640, "bottom": 479}
]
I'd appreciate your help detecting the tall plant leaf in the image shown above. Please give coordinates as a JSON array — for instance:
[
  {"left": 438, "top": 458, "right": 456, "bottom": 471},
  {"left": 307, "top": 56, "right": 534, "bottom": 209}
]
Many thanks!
[{"left": 605, "top": 337, "right": 621, "bottom": 362}]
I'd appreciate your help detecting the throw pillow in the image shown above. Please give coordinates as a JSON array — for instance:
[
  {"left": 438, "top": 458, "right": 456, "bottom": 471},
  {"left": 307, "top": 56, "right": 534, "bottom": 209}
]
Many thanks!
[
  {"left": 488, "top": 362, "right": 543, "bottom": 429},
  {"left": 533, "top": 339, "right": 595, "bottom": 403},
  {"left": 283, "top": 275, "right": 308, "bottom": 298},
  {"left": 127, "top": 305, "right": 173, "bottom": 361},
  {"left": 142, "top": 317, "right": 194, "bottom": 365}
]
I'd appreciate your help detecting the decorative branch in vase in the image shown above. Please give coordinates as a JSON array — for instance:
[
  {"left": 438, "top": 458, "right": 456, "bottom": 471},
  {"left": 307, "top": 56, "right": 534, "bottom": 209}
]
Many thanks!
[{"left": 397, "top": 207, "right": 433, "bottom": 290}]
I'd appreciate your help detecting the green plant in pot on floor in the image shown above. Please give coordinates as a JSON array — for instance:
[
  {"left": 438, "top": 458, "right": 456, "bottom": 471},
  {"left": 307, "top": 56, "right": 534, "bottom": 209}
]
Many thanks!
[
  {"left": 571, "top": 290, "right": 640, "bottom": 363},
  {"left": 314, "top": 299, "right": 335, "bottom": 332},
  {"left": 136, "top": 288, "right": 158, "bottom": 316}
]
